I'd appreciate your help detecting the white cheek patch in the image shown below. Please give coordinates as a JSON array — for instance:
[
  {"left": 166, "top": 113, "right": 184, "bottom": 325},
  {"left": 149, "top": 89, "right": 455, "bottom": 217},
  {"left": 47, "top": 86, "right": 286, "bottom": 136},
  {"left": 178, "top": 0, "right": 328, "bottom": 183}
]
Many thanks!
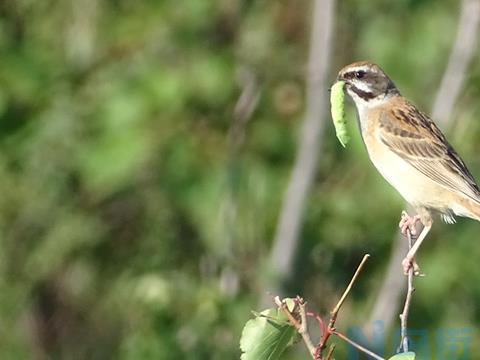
[{"left": 350, "top": 79, "right": 373, "bottom": 93}]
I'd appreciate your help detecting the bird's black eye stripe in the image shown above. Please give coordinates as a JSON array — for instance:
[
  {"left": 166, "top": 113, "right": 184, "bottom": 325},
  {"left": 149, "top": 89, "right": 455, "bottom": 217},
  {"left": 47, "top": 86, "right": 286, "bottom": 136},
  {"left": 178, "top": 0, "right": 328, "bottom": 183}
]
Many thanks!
[
  {"left": 355, "top": 70, "right": 366, "bottom": 79},
  {"left": 344, "top": 70, "right": 367, "bottom": 80}
]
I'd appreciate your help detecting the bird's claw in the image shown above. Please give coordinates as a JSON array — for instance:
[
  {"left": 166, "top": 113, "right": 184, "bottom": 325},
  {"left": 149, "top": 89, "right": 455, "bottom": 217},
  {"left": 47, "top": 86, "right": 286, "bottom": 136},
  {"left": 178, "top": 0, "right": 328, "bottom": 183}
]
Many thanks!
[
  {"left": 401, "top": 255, "right": 424, "bottom": 276},
  {"left": 399, "top": 211, "right": 420, "bottom": 236}
]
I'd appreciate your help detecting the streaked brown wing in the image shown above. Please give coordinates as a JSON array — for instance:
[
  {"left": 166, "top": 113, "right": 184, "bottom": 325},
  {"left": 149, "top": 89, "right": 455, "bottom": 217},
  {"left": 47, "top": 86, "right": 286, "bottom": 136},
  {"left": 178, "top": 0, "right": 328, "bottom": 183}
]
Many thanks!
[{"left": 378, "top": 102, "right": 480, "bottom": 202}]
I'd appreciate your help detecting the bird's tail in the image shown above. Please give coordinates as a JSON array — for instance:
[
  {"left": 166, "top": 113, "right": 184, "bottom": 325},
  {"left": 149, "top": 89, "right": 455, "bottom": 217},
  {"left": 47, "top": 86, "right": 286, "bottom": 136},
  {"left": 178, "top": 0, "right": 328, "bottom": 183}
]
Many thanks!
[{"left": 457, "top": 198, "right": 480, "bottom": 222}]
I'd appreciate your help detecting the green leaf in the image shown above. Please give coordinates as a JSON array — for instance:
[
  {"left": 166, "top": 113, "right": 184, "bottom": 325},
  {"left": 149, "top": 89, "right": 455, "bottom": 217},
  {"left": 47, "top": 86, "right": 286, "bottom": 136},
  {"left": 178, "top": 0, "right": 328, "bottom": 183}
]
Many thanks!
[
  {"left": 388, "top": 352, "right": 416, "bottom": 360},
  {"left": 240, "top": 308, "right": 298, "bottom": 360}
]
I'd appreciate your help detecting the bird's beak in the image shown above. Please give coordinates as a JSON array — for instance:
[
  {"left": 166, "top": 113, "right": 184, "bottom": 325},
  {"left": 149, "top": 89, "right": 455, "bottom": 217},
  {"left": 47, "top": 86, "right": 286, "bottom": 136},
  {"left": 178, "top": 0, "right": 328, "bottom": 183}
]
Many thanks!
[
  {"left": 337, "top": 72, "right": 348, "bottom": 84},
  {"left": 329, "top": 73, "right": 344, "bottom": 92},
  {"left": 329, "top": 74, "right": 347, "bottom": 93}
]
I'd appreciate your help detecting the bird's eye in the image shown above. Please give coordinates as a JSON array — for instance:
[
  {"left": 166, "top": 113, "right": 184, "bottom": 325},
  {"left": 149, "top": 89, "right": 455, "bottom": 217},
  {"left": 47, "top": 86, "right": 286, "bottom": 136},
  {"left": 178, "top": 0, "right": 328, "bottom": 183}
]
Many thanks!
[{"left": 355, "top": 70, "right": 366, "bottom": 79}]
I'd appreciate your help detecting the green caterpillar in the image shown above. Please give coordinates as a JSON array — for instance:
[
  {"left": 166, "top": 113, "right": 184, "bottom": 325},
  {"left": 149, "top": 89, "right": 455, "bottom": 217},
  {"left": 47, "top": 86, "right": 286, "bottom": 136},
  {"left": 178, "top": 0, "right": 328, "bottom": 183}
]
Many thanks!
[{"left": 330, "top": 81, "right": 349, "bottom": 147}]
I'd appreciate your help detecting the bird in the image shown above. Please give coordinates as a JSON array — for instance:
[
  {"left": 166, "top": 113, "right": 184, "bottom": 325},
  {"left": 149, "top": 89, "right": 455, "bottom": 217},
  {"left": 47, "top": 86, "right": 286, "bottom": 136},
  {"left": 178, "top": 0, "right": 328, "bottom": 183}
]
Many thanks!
[{"left": 336, "top": 61, "right": 480, "bottom": 274}]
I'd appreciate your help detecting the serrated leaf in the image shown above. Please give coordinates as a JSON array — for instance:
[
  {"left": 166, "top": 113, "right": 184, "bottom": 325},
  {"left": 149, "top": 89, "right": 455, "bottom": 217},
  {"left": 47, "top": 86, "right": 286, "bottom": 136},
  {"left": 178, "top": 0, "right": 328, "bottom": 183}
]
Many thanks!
[
  {"left": 240, "top": 308, "right": 298, "bottom": 360},
  {"left": 388, "top": 352, "right": 416, "bottom": 360}
]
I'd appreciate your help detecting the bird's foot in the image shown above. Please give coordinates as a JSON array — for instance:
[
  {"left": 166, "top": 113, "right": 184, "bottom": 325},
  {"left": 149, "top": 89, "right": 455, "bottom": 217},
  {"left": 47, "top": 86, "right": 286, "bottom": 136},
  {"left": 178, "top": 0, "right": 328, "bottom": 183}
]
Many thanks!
[
  {"left": 401, "top": 254, "right": 423, "bottom": 276},
  {"left": 399, "top": 211, "right": 421, "bottom": 236}
]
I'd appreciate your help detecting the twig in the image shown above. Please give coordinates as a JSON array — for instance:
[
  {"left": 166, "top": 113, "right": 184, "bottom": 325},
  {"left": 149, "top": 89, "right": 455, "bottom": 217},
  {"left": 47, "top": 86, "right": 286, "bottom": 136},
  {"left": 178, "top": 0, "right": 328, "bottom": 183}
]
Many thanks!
[
  {"left": 274, "top": 296, "right": 317, "bottom": 358},
  {"left": 331, "top": 330, "right": 385, "bottom": 360},
  {"left": 398, "top": 230, "right": 415, "bottom": 352},
  {"left": 307, "top": 311, "right": 327, "bottom": 335},
  {"left": 318, "top": 254, "right": 370, "bottom": 352},
  {"left": 331, "top": 254, "right": 370, "bottom": 318},
  {"left": 299, "top": 300, "right": 309, "bottom": 335},
  {"left": 325, "top": 344, "right": 336, "bottom": 360},
  {"left": 274, "top": 255, "right": 380, "bottom": 360}
]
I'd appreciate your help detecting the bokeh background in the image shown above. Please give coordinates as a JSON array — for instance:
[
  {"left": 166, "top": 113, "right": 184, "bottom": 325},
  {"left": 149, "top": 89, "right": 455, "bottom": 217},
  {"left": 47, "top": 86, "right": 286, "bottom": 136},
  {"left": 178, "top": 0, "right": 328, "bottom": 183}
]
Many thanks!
[{"left": 0, "top": 0, "right": 480, "bottom": 359}]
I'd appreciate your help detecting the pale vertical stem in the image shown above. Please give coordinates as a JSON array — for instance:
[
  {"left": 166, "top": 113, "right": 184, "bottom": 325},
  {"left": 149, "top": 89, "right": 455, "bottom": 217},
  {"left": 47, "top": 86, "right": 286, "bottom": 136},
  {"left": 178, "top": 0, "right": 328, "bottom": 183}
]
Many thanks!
[
  {"left": 398, "top": 231, "right": 415, "bottom": 352},
  {"left": 262, "top": 0, "right": 335, "bottom": 302},
  {"left": 432, "top": 0, "right": 480, "bottom": 126}
]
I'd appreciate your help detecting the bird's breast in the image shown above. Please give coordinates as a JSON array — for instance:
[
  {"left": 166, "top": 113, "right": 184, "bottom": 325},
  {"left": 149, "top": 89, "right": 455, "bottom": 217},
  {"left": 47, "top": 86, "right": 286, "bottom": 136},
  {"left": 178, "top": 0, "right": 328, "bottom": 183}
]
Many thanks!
[{"left": 359, "top": 111, "right": 453, "bottom": 211}]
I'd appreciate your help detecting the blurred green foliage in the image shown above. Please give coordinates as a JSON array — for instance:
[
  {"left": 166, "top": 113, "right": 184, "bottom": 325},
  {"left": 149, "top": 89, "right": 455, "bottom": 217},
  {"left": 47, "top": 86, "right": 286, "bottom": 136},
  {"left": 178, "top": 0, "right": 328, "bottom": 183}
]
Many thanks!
[{"left": 0, "top": 0, "right": 479, "bottom": 359}]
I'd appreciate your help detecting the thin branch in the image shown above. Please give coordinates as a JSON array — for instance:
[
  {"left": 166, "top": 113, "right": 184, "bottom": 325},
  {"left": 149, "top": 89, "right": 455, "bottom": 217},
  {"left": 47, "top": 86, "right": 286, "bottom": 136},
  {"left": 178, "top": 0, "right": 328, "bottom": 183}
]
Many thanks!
[
  {"left": 325, "top": 344, "right": 336, "bottom": 360},
  {"left": 299, "top": 300, "right": 310, "bottom": 335},
  {"left": 318, "top": 254, "right": 370, "bottom": 352},
  {"left": 331, "top": 254, "right": 370, "bottom": 318},
  {"left": 274, "top": 296, "right": 317, "bottom": 358},
  {"left": 263, "top": 0, "right": 335, "bottom": 303},
  {"left": 307, "top": 311, "right": 327, "bottom": 336},
  {"left": 331, "top": 330, "right": 385, "bottom": 360},
  {"left": 398, "top": 230, "right": 415, "bottom": 352},
  {"left": 274, "top": 255, "right": 377, "bottom": 360},
  {"left": 367, "top": 0, "right": 480, "bottom": 331}
]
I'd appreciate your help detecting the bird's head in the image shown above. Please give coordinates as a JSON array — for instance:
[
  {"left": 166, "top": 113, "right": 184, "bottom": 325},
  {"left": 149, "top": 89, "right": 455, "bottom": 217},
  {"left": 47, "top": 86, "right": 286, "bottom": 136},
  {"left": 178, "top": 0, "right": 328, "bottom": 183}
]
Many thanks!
[{"left": 337, "top": 61, "right": 400, "bottom": 107}]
